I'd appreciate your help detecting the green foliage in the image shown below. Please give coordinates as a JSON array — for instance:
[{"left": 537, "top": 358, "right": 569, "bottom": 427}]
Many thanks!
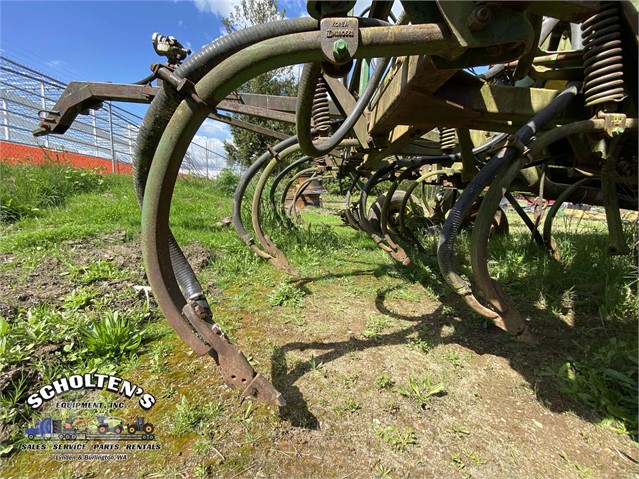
[
  {"left": 0, "top": 162, "right": 104, "bottom": 223},
  {"left": 212, "top": 168, "right": 241, "bottom": 195},
  {"left": 397, "top": 374, "right": 445, "bottom": 408},
  {"left": 268, "top": 282, "right": 306, "bottom": 308},
  {"left": 172, "top": 396, "right": 207, "bottom": 434},
  {"left": 375, "top": 372, "right": 395, "bottom": 390},
  {"left": 221, "top": 0, "right": 297, "bottom": 167},
  {"left": 373, "top": 423, "right": 417, "bottom": 452},
  {"left": 556, "top": 337, "right": 638, "bottom": 436},
  {"left": 80, "top": 311, "right": 143, "bottom": 361},
  {"left": 363, "top": 314, "right": 391, "bottom": 340}
]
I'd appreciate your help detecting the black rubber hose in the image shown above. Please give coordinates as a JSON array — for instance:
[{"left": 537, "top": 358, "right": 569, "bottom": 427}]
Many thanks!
[
  {"left": 134, "top": 17, "right": 318, "bottom": 206},
  {"left": 437, "top": 81, "right": 582, "bottom": 294},
  {"left": 133, "top": 18, "right": 318, "bottom": 301},
  {"left": 296, "top": 45, "right": 391, "bottom": 158}
]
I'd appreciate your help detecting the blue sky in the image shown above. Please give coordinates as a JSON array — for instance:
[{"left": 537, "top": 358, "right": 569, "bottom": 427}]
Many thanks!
[{"left": 0, "top": 0, "right": 310, "bottom": 159}]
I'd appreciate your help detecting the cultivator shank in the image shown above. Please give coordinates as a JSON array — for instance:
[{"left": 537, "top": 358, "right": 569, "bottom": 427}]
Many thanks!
[{"left": 35, "top": 1, "right": 638, "bottom": 405}]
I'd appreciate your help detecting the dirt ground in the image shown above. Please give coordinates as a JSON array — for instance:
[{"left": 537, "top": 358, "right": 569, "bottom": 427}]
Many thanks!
[{"left": 1, "top": 231, "right": 638, "bottom": 479}]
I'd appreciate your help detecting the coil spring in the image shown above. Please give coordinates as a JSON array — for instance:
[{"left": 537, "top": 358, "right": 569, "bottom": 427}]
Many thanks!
[
  {"left": 312, "top": 77, "right": 331, "bottom": 133},
  {"left": 581, "top": 2, "right": 627, "bottom": 108},
  {"left": 439, "top": 127, "right": 457, "bottom": 153}
]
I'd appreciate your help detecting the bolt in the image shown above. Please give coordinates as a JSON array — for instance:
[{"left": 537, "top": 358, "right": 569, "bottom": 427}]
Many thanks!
[
  {"left": 332, "top": 39, "right": 349, "bottom": 60},
  {"left": 468, "top": 6, "right": 493, "bottom": 31}
]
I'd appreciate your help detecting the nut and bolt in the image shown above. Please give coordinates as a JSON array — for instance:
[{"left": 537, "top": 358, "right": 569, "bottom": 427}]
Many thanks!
[
  {"left": 468, "top": 6, "right": 493, "bottom": 31},
  {"left": 332, "top": 39, "right": 349, "bottom": 60}
]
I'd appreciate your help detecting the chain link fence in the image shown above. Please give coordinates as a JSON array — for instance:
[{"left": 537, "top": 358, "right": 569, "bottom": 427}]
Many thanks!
[{"left": 0, "top": 56, "right": 229, "bottom": 177}]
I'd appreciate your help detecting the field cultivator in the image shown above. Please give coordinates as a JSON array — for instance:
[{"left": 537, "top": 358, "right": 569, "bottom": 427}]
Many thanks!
[{"left": 35, "top": 1, "right": 638, "bottom": 406}]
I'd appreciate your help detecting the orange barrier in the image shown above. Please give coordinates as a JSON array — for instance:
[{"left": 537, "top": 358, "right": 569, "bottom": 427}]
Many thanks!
[{"left": 0, "top": 141, "right": 133, "bottom": 174}]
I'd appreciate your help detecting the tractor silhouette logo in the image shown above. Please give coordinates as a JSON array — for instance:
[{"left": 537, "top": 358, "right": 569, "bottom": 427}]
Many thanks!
[{"left": 24, "top": 415, "right": 155, "bottom": 441}]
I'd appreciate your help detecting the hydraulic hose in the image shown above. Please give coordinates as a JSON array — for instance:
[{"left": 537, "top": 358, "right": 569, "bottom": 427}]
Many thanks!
[
  {"left": 437, "top": 81, "right": 582, "bottom": 336},
  {"left": 296, "top": 21, "right": 391, "bottom": 159},
  {"left": 134, "top": 18, "right": 319, "bottom": 302}
]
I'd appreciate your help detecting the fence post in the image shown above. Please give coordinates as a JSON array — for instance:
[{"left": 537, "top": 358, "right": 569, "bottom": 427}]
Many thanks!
[
  {"left": 206, "top": 142, "right": 209, "bottom": 179},
  {"left": 40, "top": 81, "right": 49, "bottom": 148},
  {"left": 92, "top": 110, "right": 99, "bottom": 156},
  {"left": 108, "top": 101, "right": 116, "bottom": 173},
  {"left": 1, "top": 99, "right": 8, "bottom": 141}
]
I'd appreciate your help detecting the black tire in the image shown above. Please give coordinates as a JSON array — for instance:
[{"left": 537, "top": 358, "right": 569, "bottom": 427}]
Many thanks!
[
  {"left": 144, "top": 423, "right": 154, "bottom": 434},
  {"left": 114, "top": 425, "right": 123, "bottom": 435},
  {"left": 148, "top": 434, "right": 154, "bottom": 440},
  {"left": 71, "top": 434, "right": 77, "bottom": 440},
  {"left": 98, "top": 424, "right": 107, "bottom": 434},
  {"left": 128, "top": 425, "right": 136, "bottom": 434},
  {"left": 64, "top": 434, "right": 70, "bottom": 440},
  {"left": 142, "top": 434, "right": 148, "bottom": 440},
  {"left": 27, "top": 434, "right": 34, "bottom": 440}
]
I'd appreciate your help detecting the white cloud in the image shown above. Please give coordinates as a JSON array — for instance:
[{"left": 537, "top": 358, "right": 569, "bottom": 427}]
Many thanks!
[
  {"left": 192, "top": 0, "right": 237, "bottom": 18},
  {"left": 185, "top": 133, "right": 230, "bottom": 177},
  {"left": 197, "top": 118, "right": 231, "bottom": 141}
]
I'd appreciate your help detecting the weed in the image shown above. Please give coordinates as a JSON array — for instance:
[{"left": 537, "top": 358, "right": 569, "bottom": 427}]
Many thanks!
[
  {"left": 409, "top": 337, "right": 432, "bottom": 354},
  {"left": 0, "top": 162, "right": 104, "bottom": 223},
  {"left": 232, "top": 402, "right": 255, "bottom": 428},
  {"left": 61, "top": 287, "right": 97, "bottom": 310},
  {"left": 447, "top": 423, "right": 471, "bottom": 438},
  {"left": 80, "top": 310, "right": 143, "bottom": 362},
  {"left": 440, "top": 349, "right": 468, "bottom": 370},
  {"left": 384, "top": 398, "right": 400, "bottom": 416},
  {"left": 374, "top": 464, "right": 394, "bottom": 479},
  {"left": 555, "top": 337, "right": 638, "bottom": 436},
  {"left": 363, "top": 314, "right": 391, "bottom": 340},
  {"left": 193, "top": 436, "right": 213, "bottom": 455},
  {"left": 373, "top": 423, "right": 417, "bottom": 452},
  {"left": 333, "top": 398, "right": 361, "bottom": 416},
  {"left": 69, "top": 259, "right": 124, "bottom": 284},
  {"left": 193, "top": 463, "right": 210, "bottom": 479},
  {"left": 172, "top": 395, "right": 206, "bottom": 434},
  {"left": 212, "top": 168, "right": 241, "bottom": 195},
  {"left": 375, "top": 372, "right": 395, "bottom": 390},
  {"left": 397, "top": 374, "right": 445, "bottom": 408},
  {"left": 560, "top": 450, "right": 593, "bottom": 479},
  {"left": 268, "top": 282, "right": 306, "bottom": 308},
  {"left": 450, "top": 452, "right": 471, "bottom": 479}
]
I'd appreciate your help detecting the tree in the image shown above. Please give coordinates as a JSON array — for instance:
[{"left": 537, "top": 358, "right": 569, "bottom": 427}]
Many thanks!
[{"left": 221, "top": 0, "right": 297, "bottom": 168}]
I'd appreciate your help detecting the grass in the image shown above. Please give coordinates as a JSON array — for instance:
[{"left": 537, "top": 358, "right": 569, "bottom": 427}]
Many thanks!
[
  {"left": 0, "top": 161, "right": 105, "bottom": 223},
  {"left": 396, "top": 373, "right": 446, "bottom": 409},
  {"left": 0, "top": 162, "right": 637, "bottom": 479}
]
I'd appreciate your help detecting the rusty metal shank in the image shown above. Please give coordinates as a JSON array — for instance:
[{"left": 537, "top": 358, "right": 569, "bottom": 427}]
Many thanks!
[
  {"left": 437, "top": 81, "right": 582, "bottom": 341},
  {"left": 142, "top": 22, "right": 458, "bottom": 406}
]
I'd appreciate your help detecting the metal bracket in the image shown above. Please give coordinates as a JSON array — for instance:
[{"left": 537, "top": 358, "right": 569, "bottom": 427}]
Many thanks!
[
  {"left": 320, "top": 17, "right": 359, "bottom": 65},
  {"left": 182, "top": 301, "right": 285, "bottom": 406}
]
